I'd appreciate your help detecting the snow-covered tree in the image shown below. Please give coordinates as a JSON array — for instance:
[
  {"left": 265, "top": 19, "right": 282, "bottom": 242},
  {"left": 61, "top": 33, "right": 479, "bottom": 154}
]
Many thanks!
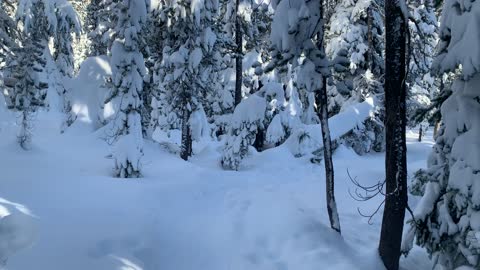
[
  {"left": 105, "top": 0, "right": 147, "bottom": 178},
  {"left": 53, "top": 0, "right": 81, "bottom": 77},
  {"left": 406, "top": 0, "right": 438, "bottom": 127},
  {"left": 402, "top": 0, "right": 480, "bottom": 269},
  {"left": 267, "top": 0, "right": 341, "bottom": 233},
  {"left": 0, "top": 0, "right": 17, "bottom": 66},
  {"left": 85, "top": 0, "right": 118, "bottom": 57},
  {"left": 325, "top": 0, "right": 384, "bottom": 115},
  {"left": 153, "top": 0, "right": 218, "bottom": 160},
  {"left": 53, "top": 0, "right": 82, "bottom": 131},
  {"left": 324, "top": 0, "right": 385, "bottom": 155},
  {"left": 5, "top": 0, "right": 49, "bottom": 149}
]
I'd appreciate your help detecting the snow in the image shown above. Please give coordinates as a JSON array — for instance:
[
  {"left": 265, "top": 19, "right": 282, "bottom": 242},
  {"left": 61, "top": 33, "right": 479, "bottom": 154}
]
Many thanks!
[
  {"left": 285, "top": 96, "right": 377, "bottom": 155},
  {"left": 65, "top": 56, "right": 114, "bottom": 128},
  {"left": 0, "top": 109, "right": 434, "bottom": 269},
  {"left": 230, "top": 95, "right": 266, "bottom": 128}
]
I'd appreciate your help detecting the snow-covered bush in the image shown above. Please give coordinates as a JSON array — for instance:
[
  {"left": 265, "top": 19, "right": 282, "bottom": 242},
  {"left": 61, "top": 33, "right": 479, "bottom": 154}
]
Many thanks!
[{"left": 222, "top": 95, "right": 266, "bottom": 170}]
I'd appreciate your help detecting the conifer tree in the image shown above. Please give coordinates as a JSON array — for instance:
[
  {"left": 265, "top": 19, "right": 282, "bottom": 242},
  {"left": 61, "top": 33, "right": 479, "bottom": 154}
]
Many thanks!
[
  {"left": 5, "top": 0, "right": 49, "bottom": 149},
  {"left": 105, "top": 0, "right": 147, "bottom": 178},
  {"left": 153, "top": 0, "right": 219, "bottom": 161},
  {"left": 402, "top": 1, "right": 480, "bottom": 269}
]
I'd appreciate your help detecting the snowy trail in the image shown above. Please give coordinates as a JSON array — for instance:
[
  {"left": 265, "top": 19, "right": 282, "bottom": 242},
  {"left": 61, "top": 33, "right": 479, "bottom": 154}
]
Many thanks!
[{"left": 0, "top": 114, "right": 432, "bottom": 270}]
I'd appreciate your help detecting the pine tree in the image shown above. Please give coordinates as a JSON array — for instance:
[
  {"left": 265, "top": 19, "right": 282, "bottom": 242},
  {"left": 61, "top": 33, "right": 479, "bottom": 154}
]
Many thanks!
[
  {"left": 325, "top": 0, "right": 386, "bottom": 155},
  {"left": 406, "top": 0, "right": 438, "bottom": 128},
  {"left": 153, "top": 0, "right": 218, "bottom": 161},
  {"left": 5, "top": 0, "right": 49, "bottom": 149},
  {"left": 267, "top": 0, "right": 341, "bottom": 234},
  {"left": 53, "top": 0, "right": 82, "bottom": 132},
  {"left": 402, "top": 0, "right": 480, "bottom": 269},
  {"left": 0, "top": 0, "right": 17, "bottom": 66},
  {"left": 85, "top": 0, "right": 118, "bottom": 57},
  {"left": 105, "top": 0, "right": 147, "bottom": 178},
  {"left": 325, "top": 0, "right": 384, "bottom": 115}
]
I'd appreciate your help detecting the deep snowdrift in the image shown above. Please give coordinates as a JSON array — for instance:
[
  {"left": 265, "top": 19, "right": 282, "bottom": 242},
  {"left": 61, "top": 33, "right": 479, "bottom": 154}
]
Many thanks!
[{"left": 0, "top": 111, "right": 433, "bottom": 270}]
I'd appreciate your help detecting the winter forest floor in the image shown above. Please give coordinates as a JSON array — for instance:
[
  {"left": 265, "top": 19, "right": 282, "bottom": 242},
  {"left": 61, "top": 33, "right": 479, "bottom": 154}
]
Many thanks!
[{"left": 0, "top": 112, "right": 434, "bottom": 270}]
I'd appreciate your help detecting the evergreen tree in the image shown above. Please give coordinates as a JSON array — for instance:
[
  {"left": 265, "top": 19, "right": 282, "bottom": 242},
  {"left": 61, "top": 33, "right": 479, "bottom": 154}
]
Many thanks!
[
  {"left": 153, "top": 0, "right": 219, "bottom": 161},
  {"left": 0, "top": 0, "right": 17, "bottom": 66},
  {"left": 104, "top": 0, "right": 147, "bottom": 178},
  {"left": 5, "top": 0, "right": 49, "bottom": 149},
  {"left": 402, "top": 0, "right": 480, "bottom": 269},
  {"left": 267, "top": 0, "right": 341, "bottom": 234},
  {"left": 53, "top": 0, "right": 82, "bottom": 131},
  {"left": 406, "top": 0, "right": 438, "bottom": 128},
  {"left": 325, "top": 0, "right": 384, "bottom": 115},
  {"left": 85, "top": 0, "right": 118, "bottom": 56},
  {"left": 325, "top": 0, "right": 386, "bottom": 155}
]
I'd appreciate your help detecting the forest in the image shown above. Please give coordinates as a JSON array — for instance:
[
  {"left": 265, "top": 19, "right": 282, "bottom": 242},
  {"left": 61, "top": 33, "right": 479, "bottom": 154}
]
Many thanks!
[{"left": 0, "top": 0, "right": 478, "bottom": 269}]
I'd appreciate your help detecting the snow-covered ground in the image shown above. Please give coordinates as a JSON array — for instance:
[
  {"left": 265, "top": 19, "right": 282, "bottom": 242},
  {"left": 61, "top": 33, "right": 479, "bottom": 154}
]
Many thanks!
[{"left": 0, "top": 111, "right": 434, "bottom": 270}]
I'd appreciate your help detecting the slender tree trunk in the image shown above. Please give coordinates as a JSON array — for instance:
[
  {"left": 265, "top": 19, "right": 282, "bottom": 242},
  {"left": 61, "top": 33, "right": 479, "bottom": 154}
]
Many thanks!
[
  {"left": 418, "top": 125, "right": 423, "bottom": 142},
  {"left": 317, "top": 2, "right": 341, "bottom": 234},
  {"left": 378, "top": 0, "right": 408, "bottom": 269},
  {"left": 234, "top": 0, "right": 243, "bottom": 107},
  {"left": 367, "top": 6, "right": 374, "bottom": 72},
  {"left": 433, "top": 120, "right": 440, "bottom": 138},
  {"left": 180, "top": 98, "right": 192, "bottom": 161}
]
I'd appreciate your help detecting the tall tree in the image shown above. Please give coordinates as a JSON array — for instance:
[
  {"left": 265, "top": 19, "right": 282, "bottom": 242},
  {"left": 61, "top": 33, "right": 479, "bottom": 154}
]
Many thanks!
[
  {"left": 402, "top": 0, "right": 480, "bottom": 269},
  {"left": 5, "top": 0, "right": 49, "bottom": 149},
  {"left": 153, "top": 0, "right": 218, "bottom": 161},
  {"left": 234, "top": 0, "right": 242, "bottom": 107},
  {"left": 268, "top": 0, "right": 341, "bottom": 233},
  {"left": 53, "top": 0, "right": 82, "bottom": 131},
  {"left": 105, "top": 0, "right": 147, "bottom": 178},
  {"left": 378, "top": 0, "right": 408, "bottom": 269}
]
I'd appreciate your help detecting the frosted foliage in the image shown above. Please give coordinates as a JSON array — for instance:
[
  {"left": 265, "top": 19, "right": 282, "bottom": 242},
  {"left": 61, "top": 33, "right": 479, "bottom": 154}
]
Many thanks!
[
  {"left": 107, "top": 0, "right": 147, "bottom": 178},
  {"left": 222, "top": 95, "right": 266, "bottom": 170},
  {"left": 270, "top": 0, "right": 320, "bottom": 57},
  {"left": 403, "top": 4, "right": 480, "bottom": 269},
  {"left": 404, "top": 74, "right": 480, "bottom": 269},
  {"left": 433, "top": 0, "right": 480, "bottom": 78}
]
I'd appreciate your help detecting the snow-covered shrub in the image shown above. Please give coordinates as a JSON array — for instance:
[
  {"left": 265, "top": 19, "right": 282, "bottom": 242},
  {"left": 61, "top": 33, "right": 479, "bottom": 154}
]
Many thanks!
[
  {"left": 222, "top": 95, "right": 266, "bottom": 170},
  {"left": 340, "top": 115, "right": 384, "bottom": 155}
]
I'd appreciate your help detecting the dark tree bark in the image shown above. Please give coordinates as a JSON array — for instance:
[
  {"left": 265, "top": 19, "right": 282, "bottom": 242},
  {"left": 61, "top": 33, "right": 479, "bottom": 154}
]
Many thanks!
[
  {"left": 418, "top": 125, "right": 423, "bottom": 142},
  {"left": 367, "top": 6, "right": 374, "bottom": 72},
  {"left": 234, "top": 0, "right": 243, "bottom": 107},
  {"left": 378, "top": 0, "right": 408, "bottom": 269},
  {"left": 180, "top": 96, "right": 192, "bottom": 161},
  {"left": 317, "top": 2, "right": 341, "bottom": 234}
]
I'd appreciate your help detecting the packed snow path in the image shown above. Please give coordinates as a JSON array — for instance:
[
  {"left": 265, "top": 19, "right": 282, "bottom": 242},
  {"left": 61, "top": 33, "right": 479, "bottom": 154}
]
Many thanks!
[{"left": 0, "top": 114, "right": 433, "bottom": 270}]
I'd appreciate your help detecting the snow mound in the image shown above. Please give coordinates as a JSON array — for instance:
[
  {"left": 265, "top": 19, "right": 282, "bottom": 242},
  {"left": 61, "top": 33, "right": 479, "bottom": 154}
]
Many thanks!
[
  {"left": 65, "top": 56, "right": 113, "bottom": 129},
  {"left": 286, "top": 97, "right": 376, "bottom": 155},
  {"left": 0, "top": 198, "right": 37, "bottom": 266}
]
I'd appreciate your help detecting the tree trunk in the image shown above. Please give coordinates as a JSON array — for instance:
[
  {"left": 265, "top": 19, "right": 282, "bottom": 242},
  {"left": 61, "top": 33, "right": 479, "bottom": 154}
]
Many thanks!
[
  {"left": 234, "top": 0, "right": 243, "bottom": 107},
  {"left": 378, "top": 0, "right": 408, "bottom": 269},
  {"left": 433, "top": 120, "right": 440, "bottom": 138},
  {"left": 180, "top": 101, "right": 192, "bottom": 161},
  {"left": 418, "top": 125, "right": 423, "bottom": 142},
  {"left": 367, "top": 6, "right": 375, "bottom": 72},
  {"left": 317, "top": 2, "right": 341, "bottom": 234}
]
